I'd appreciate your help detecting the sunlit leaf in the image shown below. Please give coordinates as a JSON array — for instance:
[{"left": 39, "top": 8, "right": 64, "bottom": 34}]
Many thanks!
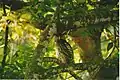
[
  {"left": 20, "top": 13, "right": 32, "bottom": 21},
  {"left": 15, "top": 27, "right": 23, "bottom": 36},
  {"left": 0, "top": 44, "right": 4, "bottom": 48},
  {"left": 0, "top": 36, "right": 3, "bottom": 40}
]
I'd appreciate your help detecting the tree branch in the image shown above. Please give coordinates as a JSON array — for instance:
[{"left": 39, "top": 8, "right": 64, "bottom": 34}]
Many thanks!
[
  {"left": 1, "top": 0, "right": 11, "bottom": 69},
  {"left": 37, "top": 62, "right": 97, "bottom": 79}
]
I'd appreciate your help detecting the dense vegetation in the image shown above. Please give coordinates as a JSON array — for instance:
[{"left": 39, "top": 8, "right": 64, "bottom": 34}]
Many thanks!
[{"left": 0, "top": 0, "right": 119, "bottom": 79}]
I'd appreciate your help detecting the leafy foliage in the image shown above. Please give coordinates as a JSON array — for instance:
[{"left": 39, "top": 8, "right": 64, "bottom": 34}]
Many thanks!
[{"left": 0, "top": 0, "right": 119, "bottom": 79}]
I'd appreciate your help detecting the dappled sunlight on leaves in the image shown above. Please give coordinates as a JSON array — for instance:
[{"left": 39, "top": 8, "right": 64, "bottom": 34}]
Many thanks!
[{"left": 0, "top": 0, "right": 118, "bottom": 79}]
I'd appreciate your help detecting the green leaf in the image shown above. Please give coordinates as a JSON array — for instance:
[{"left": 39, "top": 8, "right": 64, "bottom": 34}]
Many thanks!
[
  {"left": 107, "top": 42, "right": 113, "bottom": 51},
  {"left": 76, "top": 0, "right": 86, "bottom": 3},
  {"left": 0, "top": 35, "right": 2, "bottom": 38}
]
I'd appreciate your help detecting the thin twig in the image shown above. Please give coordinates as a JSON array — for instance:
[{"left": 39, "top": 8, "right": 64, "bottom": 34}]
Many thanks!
[{"left": 1, "top": 0, "right": 10, "bottom": 69}]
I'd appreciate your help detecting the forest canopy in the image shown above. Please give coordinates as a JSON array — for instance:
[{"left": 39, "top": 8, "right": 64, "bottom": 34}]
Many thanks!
[{"left": 0, "top": 0, "right": 119, "bottom": 80}]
